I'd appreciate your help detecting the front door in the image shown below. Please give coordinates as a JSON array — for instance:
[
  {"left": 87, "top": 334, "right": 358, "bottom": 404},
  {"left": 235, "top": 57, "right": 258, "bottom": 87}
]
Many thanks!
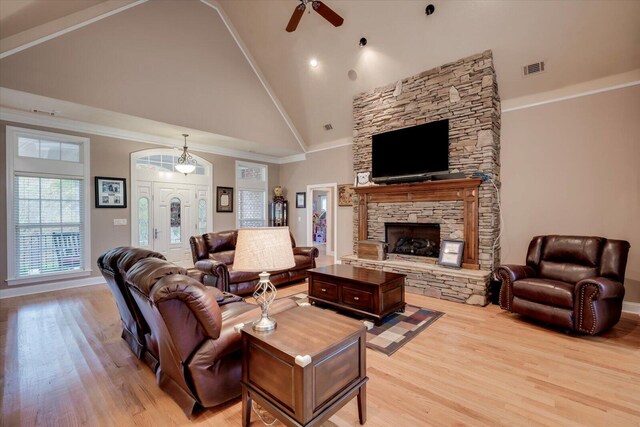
[{"left": 153, "top": 182, "right": 194, "bottom": 264}]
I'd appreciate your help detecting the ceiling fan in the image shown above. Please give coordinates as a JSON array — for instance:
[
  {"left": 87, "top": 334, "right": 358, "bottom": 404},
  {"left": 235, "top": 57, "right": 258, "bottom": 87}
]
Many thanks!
[{"left": 286, "top": 0, "right": 344, "bottom": 32}]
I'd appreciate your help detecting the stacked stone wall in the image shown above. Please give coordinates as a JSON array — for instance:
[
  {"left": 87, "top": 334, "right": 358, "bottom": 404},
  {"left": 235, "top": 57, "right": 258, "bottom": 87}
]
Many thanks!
[
  {"left": 352, "top": 50, "right": 500, "bottom": 271},
  {"left": 349, "top": 50, "right": 501, "bottom": 303}
]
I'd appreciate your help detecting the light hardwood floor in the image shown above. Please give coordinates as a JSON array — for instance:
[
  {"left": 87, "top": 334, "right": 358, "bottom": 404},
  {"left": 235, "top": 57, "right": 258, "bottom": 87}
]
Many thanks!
[{"left": 1, "top": 279, "right": 639, "bottom": 426}]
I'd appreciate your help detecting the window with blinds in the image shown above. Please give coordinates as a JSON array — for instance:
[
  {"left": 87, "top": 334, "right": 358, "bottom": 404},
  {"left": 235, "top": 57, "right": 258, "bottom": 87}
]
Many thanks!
[
  {"left": 236, "top": 161, "right": 268, "bottom": 228},
  {"left": 6, "top": 127, "right": 90, "bottom": 285}
]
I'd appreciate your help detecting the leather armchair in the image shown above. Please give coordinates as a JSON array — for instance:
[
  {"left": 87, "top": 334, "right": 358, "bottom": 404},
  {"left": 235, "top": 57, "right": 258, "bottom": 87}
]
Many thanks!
[
  {"left": 498, "top": 235, "right": 630, "bottom": 335},
  {"left": 96, "top": 246, "right": 166, "bottom": 369},
  {"left": 190, "top": 229, "right": 319, "bottom": 295},
  {"left": 125, "top": 257, "right": 298, "bottom": 415}
]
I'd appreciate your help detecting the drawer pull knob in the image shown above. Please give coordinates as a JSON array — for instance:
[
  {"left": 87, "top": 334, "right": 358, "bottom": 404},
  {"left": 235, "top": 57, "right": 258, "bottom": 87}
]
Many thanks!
[
  {"left": 353, "top": 296, "right": 360, "bottom": 300},
  {"left": 321, "top": 288, "right": 326, "bottom": 292}
]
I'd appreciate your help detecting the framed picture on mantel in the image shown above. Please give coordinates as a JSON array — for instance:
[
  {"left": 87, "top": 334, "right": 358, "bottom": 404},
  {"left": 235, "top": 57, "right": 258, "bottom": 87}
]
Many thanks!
[{"left": 438, "top": 240, "right": 464, "bottom": 268}]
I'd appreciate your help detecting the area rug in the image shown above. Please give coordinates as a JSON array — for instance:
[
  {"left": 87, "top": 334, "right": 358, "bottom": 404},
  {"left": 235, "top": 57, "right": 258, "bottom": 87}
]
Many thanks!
[{"left": 286, "top": 293, "right": 444, "bottom": 356}]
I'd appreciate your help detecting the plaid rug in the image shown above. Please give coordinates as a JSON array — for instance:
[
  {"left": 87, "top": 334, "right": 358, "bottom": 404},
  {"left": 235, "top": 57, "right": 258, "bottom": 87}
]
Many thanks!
[{"left": 286, "top": 293, "right": 444, "bottom": 356}]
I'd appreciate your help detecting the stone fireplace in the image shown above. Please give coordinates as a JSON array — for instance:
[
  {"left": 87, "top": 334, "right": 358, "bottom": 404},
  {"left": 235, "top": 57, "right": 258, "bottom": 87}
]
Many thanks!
[
  {"left": 343, "top": 50, "right": 500, "bottom": 306},
  {"left": 385, "top": 223, "right": 440, "bottom": 258}
]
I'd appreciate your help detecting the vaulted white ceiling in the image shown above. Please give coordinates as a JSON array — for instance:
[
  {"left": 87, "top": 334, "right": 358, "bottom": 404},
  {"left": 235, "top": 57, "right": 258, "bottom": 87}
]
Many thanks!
[{"left": 1, "top": 0, "right": 639, "bottom": 159}]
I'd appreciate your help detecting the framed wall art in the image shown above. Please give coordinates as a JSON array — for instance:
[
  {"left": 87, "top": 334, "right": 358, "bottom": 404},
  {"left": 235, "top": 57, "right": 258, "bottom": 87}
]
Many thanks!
[
  {"left": 95, "top": 176, "right": 126, "bottom": 208},
  {"left": 216, "top": 186, "right": 233, "bottom": 213},
  {"left": 338, "top": 184, "right": 354, "bottom": 206},
  {"left": 295, "top": 192, "right": 306, "bottom": 208},
  {"left": 438, "top": 239, "right": 465, "bottom": 268}
]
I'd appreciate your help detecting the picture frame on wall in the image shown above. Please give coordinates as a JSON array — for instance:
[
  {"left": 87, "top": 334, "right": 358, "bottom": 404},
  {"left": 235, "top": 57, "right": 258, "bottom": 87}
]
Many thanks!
[
  {"left": 438, "top": 240, "right": 465, "bottom": 268},
  {"left": 295, "top": 192, "right": 306, "bottom": 208},
  {"left": 95, "top": 176, "right": 127, "bottom": 208},
  {"left": 216, "top": 186, "right": 233, "bottom": 213},
  {"left": 337, "top": 184, "right": 354, "bottom": 206}
]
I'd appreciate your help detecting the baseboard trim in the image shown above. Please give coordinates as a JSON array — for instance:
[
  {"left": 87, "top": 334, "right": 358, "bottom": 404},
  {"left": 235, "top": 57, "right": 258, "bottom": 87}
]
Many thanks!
[
  {"left": 0, "top": 276, "right": 106, "bottom": 299},
  {"left": 622, "top": 301, "right": 640, "bottom": 315}
]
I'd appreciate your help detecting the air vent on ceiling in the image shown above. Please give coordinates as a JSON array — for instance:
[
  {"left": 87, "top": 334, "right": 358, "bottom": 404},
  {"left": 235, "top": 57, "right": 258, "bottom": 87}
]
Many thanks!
[
  {"left": 523, "top": 61, "right": 545, "bottom": 76},
  {"left": 323, "top": 123, "right": 333, "bottom": 131}
]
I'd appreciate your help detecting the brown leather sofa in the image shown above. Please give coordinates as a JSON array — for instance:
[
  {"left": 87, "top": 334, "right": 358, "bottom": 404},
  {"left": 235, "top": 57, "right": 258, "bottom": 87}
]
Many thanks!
[
  {"left": 190, "top": 230, "right": 319, "bottom": 295},
  {"left": 498, "top": 235, "right": 630, "bottom": 335},
  {"left": 124, "top": 256, "right": 298, "bottom": 415},
  {"left": 97, "top": 246, "right": 166, "bottom": 369}
]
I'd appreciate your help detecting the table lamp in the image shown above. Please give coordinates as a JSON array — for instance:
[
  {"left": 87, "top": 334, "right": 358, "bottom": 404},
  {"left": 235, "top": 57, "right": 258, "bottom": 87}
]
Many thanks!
[{"left": 233, "top": 227, "right": 295, "bottom": 331}]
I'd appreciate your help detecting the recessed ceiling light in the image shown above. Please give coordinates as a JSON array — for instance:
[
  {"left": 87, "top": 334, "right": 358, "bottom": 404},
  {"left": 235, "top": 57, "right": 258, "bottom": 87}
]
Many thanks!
[{"left": 309, "top": 58, "right": 318, "bottom": 68}]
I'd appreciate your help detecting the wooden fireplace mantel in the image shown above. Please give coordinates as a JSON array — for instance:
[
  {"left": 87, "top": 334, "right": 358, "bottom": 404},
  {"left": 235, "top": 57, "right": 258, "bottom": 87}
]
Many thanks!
[{"left": 354, "top": 178, "right": 483, "bottom": 269}]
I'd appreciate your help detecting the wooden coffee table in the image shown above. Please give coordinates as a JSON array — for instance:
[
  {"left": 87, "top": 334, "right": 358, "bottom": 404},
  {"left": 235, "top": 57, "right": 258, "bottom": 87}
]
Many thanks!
[
  {"left": 241, "top": 305, "right": 367, "bottom": 427},
  {"left": 307, "top": 264, "right": 406, "bottom": 326}
]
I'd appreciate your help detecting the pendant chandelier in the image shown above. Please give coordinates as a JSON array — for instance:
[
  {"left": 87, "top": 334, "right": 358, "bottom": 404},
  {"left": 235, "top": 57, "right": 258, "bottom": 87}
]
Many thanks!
[{"left": 175, "top": 133, "right": 196, "bottom": 175}]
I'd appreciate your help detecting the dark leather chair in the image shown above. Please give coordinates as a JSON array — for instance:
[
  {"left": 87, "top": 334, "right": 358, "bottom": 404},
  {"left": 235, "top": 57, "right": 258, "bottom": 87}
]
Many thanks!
[
  {"left": 190, "top": 229, "right": 319, "bottom": 296},
  {"left": 498, "top": 235, "right": 630, "bottom": 335},
  {"left": 96, "top": 246, "right": 166, "bottom": 369},
  {"left": 125, "top": 257, "right": 298, "bottom": 415}
]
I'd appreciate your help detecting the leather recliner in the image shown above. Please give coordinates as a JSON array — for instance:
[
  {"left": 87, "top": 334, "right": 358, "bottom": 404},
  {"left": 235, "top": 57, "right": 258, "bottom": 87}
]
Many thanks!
[
  {"left": 96, "top": 246, "right": 166, "bottom": 369},
  {"left": 190, "top": 229, "right": 319, "bottom": 295},
  {"left": 498, "top": 235, "right": 630, "bottom": 335},
  {"left": 124, "top": 256, "right": 298, "bottom": 415}
]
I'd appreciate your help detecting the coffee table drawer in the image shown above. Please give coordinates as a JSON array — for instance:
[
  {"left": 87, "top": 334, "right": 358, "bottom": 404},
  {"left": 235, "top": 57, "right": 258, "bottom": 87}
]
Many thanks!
[
  {"left": 343, "top": 286, "right": 373, "bottom": 311},
  {"left": 310, "top": 280, "right": 339, "bottom": 302}
]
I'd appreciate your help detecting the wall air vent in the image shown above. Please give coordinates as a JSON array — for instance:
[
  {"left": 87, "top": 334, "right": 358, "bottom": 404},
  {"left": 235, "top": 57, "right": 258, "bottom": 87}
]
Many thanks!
[
  {"left": 31, "top": 108, "right": 57, "bottom": 116},
  {"left": 523, "top": 61, "right": 545, "bottom": 76},
  {"left": 323, "top": 123, "right": 333, "bottom": 131}
]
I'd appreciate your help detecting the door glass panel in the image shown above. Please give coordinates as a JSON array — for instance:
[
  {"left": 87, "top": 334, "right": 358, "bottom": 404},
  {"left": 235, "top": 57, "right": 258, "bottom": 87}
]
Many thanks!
[
  {"left": 170, "top": 197, "right": 181, "bottom": 244},
  {"left": 139, "top": 197, "right": 149, "bottom": 246},
  {"left": 198, "top": 199, "right": 207, "bottom": 234}
]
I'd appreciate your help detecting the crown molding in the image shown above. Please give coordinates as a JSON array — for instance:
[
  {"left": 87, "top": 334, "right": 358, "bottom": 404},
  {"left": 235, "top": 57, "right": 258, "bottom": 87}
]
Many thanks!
[
  {"left": 0, "top": 0, "right": 149, "bottom": 60},
  {"left": 306, "top": 137, "right": 353, "bottom": 154},
  {"left": 278, "top": 153, "right": 307, "bottom": 163},
  {"left": 502, "top": 70, "right": 640, "bottom": 113},
  {"left": 0, "top": 107, "right": 301, "bottom": 164},
  {"left": 199, "top": 0, "right": 307, "bottom": 153}
]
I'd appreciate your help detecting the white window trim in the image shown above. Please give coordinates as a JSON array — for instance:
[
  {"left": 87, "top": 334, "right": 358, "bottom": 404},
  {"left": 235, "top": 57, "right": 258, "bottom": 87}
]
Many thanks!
[
  {"left": 6, "top": 126, "right": 91, "bottom": 286},
  {"left": 235, "top": 160, "right": 268, "bottom": 229}
]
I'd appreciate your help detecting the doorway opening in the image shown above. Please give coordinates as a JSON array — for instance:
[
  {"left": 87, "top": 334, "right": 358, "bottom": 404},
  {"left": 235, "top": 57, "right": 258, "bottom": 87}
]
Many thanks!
[
  {"left": 306, "top": 183, "right": 338, "bottom": 265},
  {"left": 131, "top": 149, "right": 212, "bottom": 267}
]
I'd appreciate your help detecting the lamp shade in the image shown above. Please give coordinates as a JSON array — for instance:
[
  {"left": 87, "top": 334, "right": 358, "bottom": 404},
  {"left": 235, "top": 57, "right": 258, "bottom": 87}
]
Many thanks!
[{"left": 233, "top": 227, "right": 295, "bottom": 272}]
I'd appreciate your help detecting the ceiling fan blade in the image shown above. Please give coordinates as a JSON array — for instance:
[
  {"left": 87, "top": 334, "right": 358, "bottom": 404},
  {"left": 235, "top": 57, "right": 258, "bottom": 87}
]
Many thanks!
[
  {"left": 286, "top": 3, "right": 306, "bottom": 32},
  {"left": 312, "top": 1, "right": 344, "bottom": 27}
]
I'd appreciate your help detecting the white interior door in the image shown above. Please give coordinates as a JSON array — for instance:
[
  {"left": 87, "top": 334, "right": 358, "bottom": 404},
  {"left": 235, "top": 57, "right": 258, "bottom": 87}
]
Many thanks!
[{"left": 153, "top": 182, "right": 194, "bottom": 264}]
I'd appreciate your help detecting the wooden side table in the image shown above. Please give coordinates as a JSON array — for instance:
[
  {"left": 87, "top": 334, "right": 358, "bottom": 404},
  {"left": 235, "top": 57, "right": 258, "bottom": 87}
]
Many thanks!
[{"left": 241, "top": 305, "right": 368, "bottom": 426}]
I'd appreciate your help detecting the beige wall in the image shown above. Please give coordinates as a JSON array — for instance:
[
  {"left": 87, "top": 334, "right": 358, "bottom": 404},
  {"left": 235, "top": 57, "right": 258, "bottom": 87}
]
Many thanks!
[
  {"left": 500, "top": 85, "right": 640, "bottom": 303},
  {"left": 0, "top": 121, "right": 280, "bottom": 290},
  {"left": 280, "top": 145, "right": 354, "bottom": 258}
]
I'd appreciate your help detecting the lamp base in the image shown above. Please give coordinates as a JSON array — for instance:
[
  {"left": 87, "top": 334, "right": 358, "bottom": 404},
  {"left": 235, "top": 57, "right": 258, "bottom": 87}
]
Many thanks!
[
  {"left": 252, "top": 271, "right": 278, "bottom": 332},
  {"left": 252, "top": 316, "right": 277, "bottom": 332}
]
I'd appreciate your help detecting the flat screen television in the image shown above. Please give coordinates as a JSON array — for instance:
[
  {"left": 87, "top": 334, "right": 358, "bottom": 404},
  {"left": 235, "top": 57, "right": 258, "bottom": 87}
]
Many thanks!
[{"left": 371, "top": 119, "right": 449, "bottom": 183}]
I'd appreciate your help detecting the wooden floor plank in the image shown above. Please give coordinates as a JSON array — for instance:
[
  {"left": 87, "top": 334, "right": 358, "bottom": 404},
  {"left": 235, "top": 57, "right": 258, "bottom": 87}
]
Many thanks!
[{"left": 1, "top": 278, "right": 639, "bottom": 426}]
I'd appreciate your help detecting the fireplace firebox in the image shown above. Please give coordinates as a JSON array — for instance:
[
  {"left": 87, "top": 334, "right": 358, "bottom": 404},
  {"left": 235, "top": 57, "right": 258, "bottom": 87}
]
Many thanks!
[{"left": 385, "top": 223, "right": 440, "bottom": 258}]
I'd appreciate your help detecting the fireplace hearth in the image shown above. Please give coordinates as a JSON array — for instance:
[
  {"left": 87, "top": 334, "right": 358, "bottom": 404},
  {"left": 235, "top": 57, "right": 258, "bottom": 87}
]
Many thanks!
[{"left": 385, "top": 223, "right": 440, "bottom": 258}]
